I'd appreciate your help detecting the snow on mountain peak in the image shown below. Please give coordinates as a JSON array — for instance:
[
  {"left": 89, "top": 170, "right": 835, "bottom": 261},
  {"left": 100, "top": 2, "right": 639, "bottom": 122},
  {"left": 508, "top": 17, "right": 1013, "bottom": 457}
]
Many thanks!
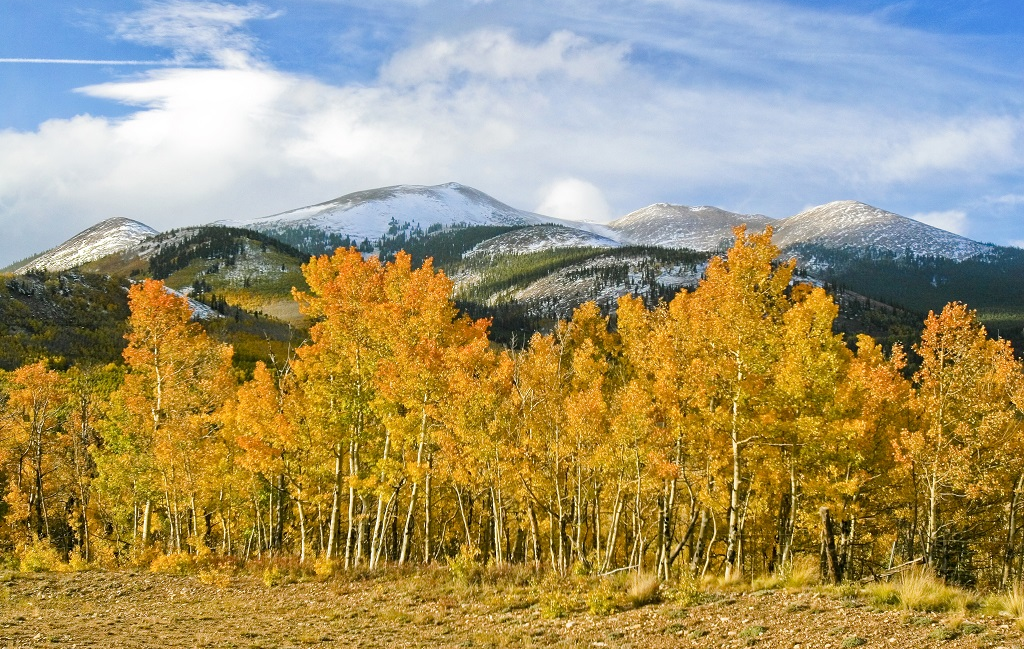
[
  {"left": 773, "top": 201, "right": 991, "bottom": 260},
  {"left": 608, "top": 203, "right": 776, "bottom": 250},
  {"left": 221, "top": 183, "right": 555, "bottom": 239},
  {"left": 15, "top": 217, "right": 158, "bottom": 274}
]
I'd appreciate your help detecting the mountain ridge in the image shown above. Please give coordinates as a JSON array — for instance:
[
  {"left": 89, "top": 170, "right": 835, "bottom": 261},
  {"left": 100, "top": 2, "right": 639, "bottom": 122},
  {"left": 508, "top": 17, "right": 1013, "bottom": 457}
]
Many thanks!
[{"left": 6, "top": 184, "right": 995, "bottom": 278}]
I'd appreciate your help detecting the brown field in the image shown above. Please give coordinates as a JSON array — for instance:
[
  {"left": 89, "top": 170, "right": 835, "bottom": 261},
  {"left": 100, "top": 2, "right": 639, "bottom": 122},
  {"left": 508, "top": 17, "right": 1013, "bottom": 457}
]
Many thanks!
[{"left": 0, "top": 568, "right": 1021, "bottom": 648}]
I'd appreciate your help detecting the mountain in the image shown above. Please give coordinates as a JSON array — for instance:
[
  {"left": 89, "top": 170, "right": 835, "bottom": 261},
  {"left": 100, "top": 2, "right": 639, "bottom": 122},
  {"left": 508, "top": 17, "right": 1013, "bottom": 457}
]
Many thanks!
[
  {"left": 222, "top": 182, "right": 555, "bottom": 243},
  {"left": 774, "top": 201, "right": 992, "bottom": 261},
  {"left": 10, "top": 218, "right": 158, "bottom": 274},
  {"left": 220, "top": 182, "right": 991, "bottom": 264},
  {"left": 604, "top": 200, "right": 992, "bottom": 261},
  {"left": 607, "top": 204, "right": 775, "bottom": 250},
  {"left": 6, "top": 183, "right": 1012, "bottom": 356}
]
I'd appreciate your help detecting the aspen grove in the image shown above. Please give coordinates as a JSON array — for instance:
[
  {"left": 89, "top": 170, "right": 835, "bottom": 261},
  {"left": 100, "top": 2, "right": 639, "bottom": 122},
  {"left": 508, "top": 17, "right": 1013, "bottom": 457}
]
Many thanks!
[{"left": 2, "top": 227, "right": 1024, "bottom": 588}]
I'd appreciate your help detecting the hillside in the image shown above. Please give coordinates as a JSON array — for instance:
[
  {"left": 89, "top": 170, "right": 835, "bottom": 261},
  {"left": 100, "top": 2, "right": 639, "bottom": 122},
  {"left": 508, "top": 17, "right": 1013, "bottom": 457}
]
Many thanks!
[
  {"left": 0, "top": 271, "right": 131, "bottom": 370},
  {"left": 79, "top": 226, "right": 311, "bottom": 326}
]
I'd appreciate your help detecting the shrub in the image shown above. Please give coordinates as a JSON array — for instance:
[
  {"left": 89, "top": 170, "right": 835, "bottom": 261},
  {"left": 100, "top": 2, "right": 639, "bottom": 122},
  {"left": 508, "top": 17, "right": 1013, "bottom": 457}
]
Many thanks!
[
  {"left": 17, "top": 538, "right": 66, "bottom": 573},
  {"left": 841, "top": 637, "right": 866, "bottom": 647},
  {"left": 540, "top": 590, "right": 571, "bottom": 619},
  {"left": 586, "top": 579, "right": 617, "bottom": 616},
  {"left": 150, "top": 552, "right": 198, "bottom": 575},
  {"left": 262, "top": 565, "right": 284, "bottom": 588},
  {"left": 197, "top": 568, "right": 232, "bottom": 589},
  {"left": 667, "top": 570, "right": 710, "bottom": 606},
  {"left": 67, "top": 550, "right": 92, "bottom": 572},
  {"left": 313, "top": 556, "right": 338, "bottom": 579},
  {"left": 447, "top": 545, "right": 483, "bottom": 586}
]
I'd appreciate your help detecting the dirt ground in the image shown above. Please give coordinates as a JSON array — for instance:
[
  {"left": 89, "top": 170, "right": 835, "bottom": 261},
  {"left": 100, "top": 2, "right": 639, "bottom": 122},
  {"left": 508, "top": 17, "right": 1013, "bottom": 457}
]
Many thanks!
[{"left": 1, "top": 569, "right": 1022, "bottom": 648}]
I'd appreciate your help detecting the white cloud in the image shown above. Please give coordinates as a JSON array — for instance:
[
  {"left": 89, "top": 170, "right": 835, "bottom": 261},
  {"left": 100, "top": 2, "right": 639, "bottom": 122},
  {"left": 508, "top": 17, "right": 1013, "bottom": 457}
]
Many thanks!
[
  {"left": 910, "top": 210, "right": 969, "bottom": 235},
  {"left": 535, "top": 178, "right": 612, "bottom": 221},
  {"left": 3, "top": 1, "right": 1024, "bottom": 263},
  {"left": 990, "top": 194, "right": 1024, "bottom": 206},
  {"left": 381, "top": 30, "right": 628, "bottom": 86},
  {"left": 878, "top": 118, "right": 1024, "bottom": 183},
  {"left": 114, "top": 1, "right": 280, "bottom": 67}
]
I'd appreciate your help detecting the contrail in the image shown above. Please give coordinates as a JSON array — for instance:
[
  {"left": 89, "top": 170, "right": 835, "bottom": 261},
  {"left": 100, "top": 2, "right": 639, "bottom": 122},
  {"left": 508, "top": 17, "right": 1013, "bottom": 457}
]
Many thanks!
[{"left": 0, "top": 58, "right": 171, "bottom": 65}]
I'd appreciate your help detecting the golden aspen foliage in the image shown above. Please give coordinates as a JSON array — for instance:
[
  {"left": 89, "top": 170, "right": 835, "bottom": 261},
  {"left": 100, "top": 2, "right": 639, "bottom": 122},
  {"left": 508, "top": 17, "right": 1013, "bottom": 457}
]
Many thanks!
[
  {"left": 94, "top": 279, "right": 234, "bottom": 555},
  {"left": 3, "top": 233, "right": 1024, "bottom": 588}
]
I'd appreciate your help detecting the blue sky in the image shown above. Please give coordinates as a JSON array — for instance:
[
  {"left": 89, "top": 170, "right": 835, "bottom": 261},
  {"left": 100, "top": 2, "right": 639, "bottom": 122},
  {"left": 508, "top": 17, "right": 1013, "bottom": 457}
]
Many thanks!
[{"left": 1, "top": 0, "right": 1022, "bottom": 266}]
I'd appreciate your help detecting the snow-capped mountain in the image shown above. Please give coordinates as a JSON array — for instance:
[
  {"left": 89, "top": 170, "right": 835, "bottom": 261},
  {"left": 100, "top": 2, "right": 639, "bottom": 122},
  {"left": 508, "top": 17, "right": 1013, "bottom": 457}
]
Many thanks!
[
  {"left": 14, "top": 218, "right": 158, "bottom": 274},
  {"left": 773, "top": 201, "right": 992, "bottom": 260},
  {"left": 466, "top": 225, "right": 619, "bottom": 258},
  {"left": 222, "top": 182, "right": 556, "bottom": 240},
  {"left": 608, "top": 204, "right": 775, "bottom": 250}
]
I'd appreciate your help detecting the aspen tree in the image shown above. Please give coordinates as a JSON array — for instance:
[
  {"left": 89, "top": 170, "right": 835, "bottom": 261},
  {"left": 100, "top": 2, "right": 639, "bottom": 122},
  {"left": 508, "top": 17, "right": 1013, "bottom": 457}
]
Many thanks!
[
  {"left": 686, "top": 227, "right": 793, "bottom": 580},
  {"left": 906, "top": 303, "right": 1019, "bottom": 569},
  {"left": 0, "top": 362, "right": 67, "bottom": 543},
  {"left": 98, "top": 279, "right": 234, "bottom": 554}
]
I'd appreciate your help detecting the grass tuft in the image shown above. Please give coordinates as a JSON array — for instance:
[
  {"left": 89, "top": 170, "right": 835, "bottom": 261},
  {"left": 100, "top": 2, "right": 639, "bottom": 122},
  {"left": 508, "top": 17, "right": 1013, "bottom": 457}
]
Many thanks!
[
  {"left": 865, "top": 566, "right": 973, "bottom": 612},
  {"left": 991, "top": 583, "right": 1024, "bottom": 629},
  {"left": 739, "top": 625, "right": 766, "bottom": 638},
  {"left": 752, "top": 556, "right": 820, "bottom": 591},
  {"left": 626, "top": 572, "right": 661, "bottom": 608}
]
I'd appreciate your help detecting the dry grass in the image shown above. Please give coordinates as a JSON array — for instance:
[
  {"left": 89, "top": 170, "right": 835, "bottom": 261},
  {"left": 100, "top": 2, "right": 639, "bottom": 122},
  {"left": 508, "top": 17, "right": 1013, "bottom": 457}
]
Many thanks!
[
  {"left": 989, "top": 583, "right": 1024, "bottom": 629},
  {"left": 626, "top": 572, "right": 661, "bottom": 608},
  {"left": 0, "top": 566, "right": 1017, "bottom": 648},
  {"left": 752, "top": 556, "right": 820, "bottom": 591},
  {"left": 865, "top": 566, "right": 974, "bottom": 612}
]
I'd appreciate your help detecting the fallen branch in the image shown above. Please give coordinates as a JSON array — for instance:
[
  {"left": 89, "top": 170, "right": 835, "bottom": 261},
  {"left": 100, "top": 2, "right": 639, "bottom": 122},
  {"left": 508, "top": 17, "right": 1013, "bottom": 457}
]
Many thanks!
[
  {"left": 860, "top": 556, "right": 925, "bottom": 583},
  {"left": 600, "top": 564, "right": 640, "bottom": 577}
]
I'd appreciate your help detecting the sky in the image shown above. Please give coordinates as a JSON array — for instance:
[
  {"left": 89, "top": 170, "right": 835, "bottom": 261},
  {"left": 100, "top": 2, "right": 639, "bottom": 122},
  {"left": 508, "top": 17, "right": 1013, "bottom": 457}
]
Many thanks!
[{"left": 1, "top": 0, "right": 1023, "bottom": 266}]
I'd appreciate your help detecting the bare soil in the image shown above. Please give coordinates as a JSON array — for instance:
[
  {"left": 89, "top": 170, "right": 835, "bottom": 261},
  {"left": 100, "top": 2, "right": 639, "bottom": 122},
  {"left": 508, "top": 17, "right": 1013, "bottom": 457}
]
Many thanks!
[{"left": 1, "top": 570, "right": 1021, "bottom": 648}]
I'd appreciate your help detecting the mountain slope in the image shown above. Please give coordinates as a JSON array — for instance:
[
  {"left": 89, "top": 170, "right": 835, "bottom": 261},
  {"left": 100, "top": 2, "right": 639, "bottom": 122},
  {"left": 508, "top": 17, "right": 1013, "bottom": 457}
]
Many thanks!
[
  {"left": 223, "top": 182, "right": 555, "bottom": 242},
  {"left": 466, "top": 225, "right": 620, "bottom": 258},
  {"left": 775, "top": 201, "right": 991, "bottom": 260},
  {"left": 12, "top": 218, "right": 158, "bottom": 274},
  {"left": 608, "top": 204, "right": 775, "bottom": 250},
  {"left": 79, "top": 226, "right": 311, "bottom": 326},
  {"left": 0, "top": 272, "right": 131, "bottom": 370}
]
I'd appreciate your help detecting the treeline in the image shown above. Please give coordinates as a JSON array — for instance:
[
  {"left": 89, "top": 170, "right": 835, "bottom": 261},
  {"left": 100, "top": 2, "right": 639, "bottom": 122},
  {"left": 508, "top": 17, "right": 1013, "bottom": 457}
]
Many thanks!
[
  {"left": 792, "top": 243, "right": 1024, "bottom": 353},
  {"left": 2, "top": 228, "right": 1024, "bottom": 589},
  {"left": 258, "top": 226, "right": 371, "bottom": 258},
  {"left": 148, "top": 227, "right": 308, "bottom": 280},
  {"left": 378, "top": 224, "right": 521, "bottom": 269}
]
